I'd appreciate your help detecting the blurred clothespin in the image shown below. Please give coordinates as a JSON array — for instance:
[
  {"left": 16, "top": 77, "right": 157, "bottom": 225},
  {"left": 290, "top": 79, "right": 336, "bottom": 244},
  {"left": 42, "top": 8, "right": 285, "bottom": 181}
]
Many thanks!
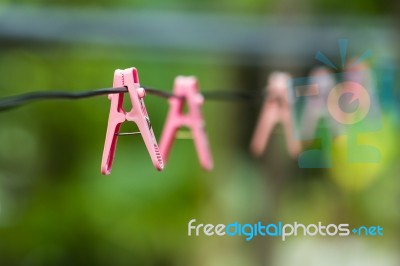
[
  {"left": 159, "top": 76, "right": 213, "bottom": 170},
  {"left": 250, "top": 72, "right": 301, "bottom": 158},
  {"left": 101, "top": 67, "right": 164, "bottom": 175},
  {"left": 300, "top": 66, "right": 340, "bottom": 139}
]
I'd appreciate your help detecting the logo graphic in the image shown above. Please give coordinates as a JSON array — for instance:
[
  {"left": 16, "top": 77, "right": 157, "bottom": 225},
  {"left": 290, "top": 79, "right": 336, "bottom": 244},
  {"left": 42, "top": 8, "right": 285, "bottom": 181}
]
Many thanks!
[
  {"left": 289, "top": 39, "right": 382, "bottom": 168},
  {"left": 188, "top": 219, "right": 384, "bottom": 242},
  {"left": 327, "top": 81, "right": 371, "bottom": 125}
]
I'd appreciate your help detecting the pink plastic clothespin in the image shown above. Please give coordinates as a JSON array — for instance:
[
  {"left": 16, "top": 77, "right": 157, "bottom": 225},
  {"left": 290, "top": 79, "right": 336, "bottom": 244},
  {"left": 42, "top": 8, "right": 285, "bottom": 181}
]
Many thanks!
[
  {"left": 101, "top": 67, "right": 164, "bottom": 175},
  {"left": 300, "top": 67, "right": 341, "bottom": 139},
  {"left": 159, "top": 76, "right": 213, "bottom": 170},
  {"left": 250, "top": 72, "right": 301, "bottom": 158}
]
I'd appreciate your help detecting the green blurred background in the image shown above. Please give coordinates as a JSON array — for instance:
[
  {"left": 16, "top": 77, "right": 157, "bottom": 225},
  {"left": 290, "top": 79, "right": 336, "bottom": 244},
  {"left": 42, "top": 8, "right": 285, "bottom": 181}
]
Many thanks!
[{"left": 0, "top": 0, "right": 399, "bottom": 265}]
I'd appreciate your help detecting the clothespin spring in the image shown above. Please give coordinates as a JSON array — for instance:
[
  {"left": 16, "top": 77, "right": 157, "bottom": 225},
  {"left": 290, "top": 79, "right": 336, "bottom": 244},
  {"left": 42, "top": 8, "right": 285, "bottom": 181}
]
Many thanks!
[{"left": 115, "top": 132, "right": 141, "bottom": 136}]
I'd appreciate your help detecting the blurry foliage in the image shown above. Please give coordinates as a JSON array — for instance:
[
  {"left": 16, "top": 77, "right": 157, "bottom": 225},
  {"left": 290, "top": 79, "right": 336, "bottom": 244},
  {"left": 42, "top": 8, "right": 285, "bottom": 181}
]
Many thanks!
[
  {"left": 1, "top": 0, "right": 393, "bottom": 15},
  {"left": 0, "top": 1, "right": 399, "bottom": 266},
  {"left": 311, "top": 0, "right": 393, "bottom": 15}
]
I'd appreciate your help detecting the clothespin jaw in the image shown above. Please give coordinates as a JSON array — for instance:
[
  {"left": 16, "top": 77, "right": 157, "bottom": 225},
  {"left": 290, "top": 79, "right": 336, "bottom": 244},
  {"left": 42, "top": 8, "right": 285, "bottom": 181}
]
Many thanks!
[
  {"left": 159, "top": 76, "right": 213, "bottom": 170},
  {"left": 267, "top": 72, "right": 291, "bottom": 102},
  {"left": 101, "top": 67, "right": 164, "bottom": 175}
]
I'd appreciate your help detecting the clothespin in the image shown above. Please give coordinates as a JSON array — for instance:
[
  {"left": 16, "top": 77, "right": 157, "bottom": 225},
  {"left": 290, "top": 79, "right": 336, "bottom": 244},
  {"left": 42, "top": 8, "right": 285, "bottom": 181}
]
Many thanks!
[
  {"left": 300, "top": 66, "right": 340, "bottom": 140},
  {"left": 159, "top": 76, "right": 213, "bottom": 170},
  {"left": 250, "top": 72, "right": 301, "bottom": 158},
  {"left": 101, "top": 67, "right": 164, "bottom": 175},
  {"left": 296, "top": 66, "right": 342, "bottom": 168}
]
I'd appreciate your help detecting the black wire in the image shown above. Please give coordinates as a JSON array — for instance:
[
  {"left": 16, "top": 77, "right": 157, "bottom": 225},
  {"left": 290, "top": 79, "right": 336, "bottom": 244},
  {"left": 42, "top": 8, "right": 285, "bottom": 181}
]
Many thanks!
[
  {"left": 142, "top": 86, "right": 183, "bottom": 99},
  {"left": 144, "top": 86, "right": 264, "bottom": 101},
  {"left": 0, "top": 87, "right": 127, "bottom": 111},
  {"left": 202, "top": 91, "right": 265, "bottom": 101},
  {"left": 0, "top": 86, "right": 264, "bottom": 111}
]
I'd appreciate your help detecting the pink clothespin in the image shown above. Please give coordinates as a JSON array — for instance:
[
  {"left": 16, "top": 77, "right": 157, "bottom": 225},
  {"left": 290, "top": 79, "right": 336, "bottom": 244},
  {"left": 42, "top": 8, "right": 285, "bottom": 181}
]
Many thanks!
[
  {"left": 101, "top": 67, "right": 164, "bottom": 175},
  {"left": 159, "top": 76, "right": 213, "bottom": 170},
  {"left": 250, "top": 72, "right": 301, "bottom": 158},
  {"left": 300, "top": 66, "right": 341, "bottom": 139}
]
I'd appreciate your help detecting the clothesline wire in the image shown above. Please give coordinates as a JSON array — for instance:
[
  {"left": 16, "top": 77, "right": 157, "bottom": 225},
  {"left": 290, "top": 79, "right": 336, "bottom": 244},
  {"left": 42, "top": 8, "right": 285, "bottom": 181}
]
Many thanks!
[{"left": 0, "top": 86, "right": 266, "bottom": 111}]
